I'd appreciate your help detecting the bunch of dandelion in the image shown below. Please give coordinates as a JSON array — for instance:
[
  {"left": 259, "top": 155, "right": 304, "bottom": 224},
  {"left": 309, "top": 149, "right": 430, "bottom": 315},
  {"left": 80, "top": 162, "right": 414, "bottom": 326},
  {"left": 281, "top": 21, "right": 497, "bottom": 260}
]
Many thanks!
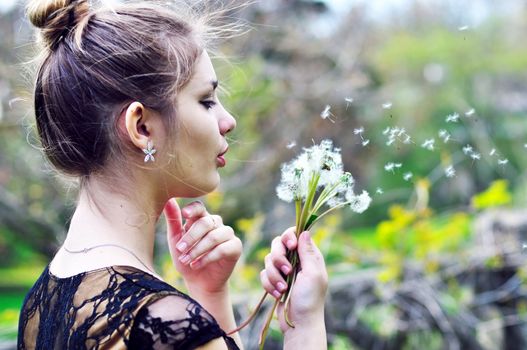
[{"left": 228, "top": 140, "right": 371, "bottom": 349}]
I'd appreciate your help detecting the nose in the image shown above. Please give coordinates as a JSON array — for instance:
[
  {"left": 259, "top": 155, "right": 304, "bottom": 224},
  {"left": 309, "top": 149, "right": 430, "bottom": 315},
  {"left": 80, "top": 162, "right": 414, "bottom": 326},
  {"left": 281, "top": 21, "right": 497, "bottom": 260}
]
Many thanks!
[{"left": 218, "top": 106, "right": 236, "bottom": 136}]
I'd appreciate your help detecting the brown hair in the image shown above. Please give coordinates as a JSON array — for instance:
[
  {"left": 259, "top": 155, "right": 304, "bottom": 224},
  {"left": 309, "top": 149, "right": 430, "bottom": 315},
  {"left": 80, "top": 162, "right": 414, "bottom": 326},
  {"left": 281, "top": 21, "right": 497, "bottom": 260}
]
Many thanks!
[{"left": 26, "top": 0, "right": 213, "bottom": 190}]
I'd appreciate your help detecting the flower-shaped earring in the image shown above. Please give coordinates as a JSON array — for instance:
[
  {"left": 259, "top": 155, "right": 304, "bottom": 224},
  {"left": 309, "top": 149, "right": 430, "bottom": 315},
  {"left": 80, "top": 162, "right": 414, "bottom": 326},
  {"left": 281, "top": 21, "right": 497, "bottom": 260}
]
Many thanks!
[{"left": 143, "top": 140, "right": 156, "bottom": 163}]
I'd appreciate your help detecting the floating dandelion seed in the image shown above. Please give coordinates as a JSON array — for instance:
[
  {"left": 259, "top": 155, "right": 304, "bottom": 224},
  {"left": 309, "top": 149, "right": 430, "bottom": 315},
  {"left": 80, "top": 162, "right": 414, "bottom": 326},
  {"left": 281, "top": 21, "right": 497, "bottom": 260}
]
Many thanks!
[
  {"left": 458, "top": 25, "right": 469, "bottom": 31},
  {"left": 403, "top": 135, "right": 412, "bottom": 144},
  {"left": 382, "top": 127, "right": 391, "bottom": 135},
  {"left": 286, "top": 141, "right": 297, "bottom": 149},
  {"left": 489, "top": 148, "right": 496, "bottom": 156},
  {"left": 498, "top": 159, "right": 509, "bottom": 166},
  {"left": 320, "top": 105, "right": 335, "bottom": 123},
  {"left": 386, "top": 139, "right": 396, "bottom": 146},
  {"left": 523, "top": 242, "right": 527, "bottom": 250},
  {"left": 524, "top": 144, "right": 527, "bottom": 149},
  {"left": 353, "top": 127, "right": 364, "bottom": 135},
  {"left": 345, "top": 97, "right": 354, "bottom": 109},
  {"left": 463, "top": 144, "right": 474, "bottom": 155},
  {"left": 446, "top": 113, "right": 460, "bottom": 123},
  {"left": 362, "top": 139, "right": 370, "bottom": 147},
  {"left": 376, "top": 187, "right": 384, "bottom": 195},
  {"left": 384, "top": 162, "right": 402, "bottom": 173},
  {"left": 382, "top": 102, "right": 393, "bottom": 109},
  {"left": 8, "top": 97, "right": 24, "bottom": 109},
  {"left": 445, "top": 165, "right": 456, "bottom": 178},
  {"left": 403, "top": 172, "right": 413, "bottom": 181},
  {"left": 421, "top": 138, "right": 435, "bottom": 151},
  {"left": 465, "top": 108, "right": 475, "bottom": 117},
  {"left": 438, "top": 129, "right": 451, "bottom": 143},
  {"left": 470, "top": 153, "right": 481, "bottom": 161}
]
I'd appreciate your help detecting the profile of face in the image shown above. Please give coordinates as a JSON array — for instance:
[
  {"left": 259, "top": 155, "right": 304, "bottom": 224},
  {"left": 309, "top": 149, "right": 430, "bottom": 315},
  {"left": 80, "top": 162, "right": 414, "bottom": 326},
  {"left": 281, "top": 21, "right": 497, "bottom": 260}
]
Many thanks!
[{"left": 161, "top": 51, "right": 236, "bottom": 198}]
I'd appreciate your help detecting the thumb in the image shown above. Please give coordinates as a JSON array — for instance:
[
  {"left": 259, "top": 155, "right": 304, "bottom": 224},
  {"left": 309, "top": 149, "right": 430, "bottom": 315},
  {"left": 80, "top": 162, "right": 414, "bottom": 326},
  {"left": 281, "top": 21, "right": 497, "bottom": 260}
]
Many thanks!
[
  {"left": 164, "top": 198, "right": 184, "bottom": 243},
  {"left": 296, "top": 231, "right": 321, "bottom": 271}
]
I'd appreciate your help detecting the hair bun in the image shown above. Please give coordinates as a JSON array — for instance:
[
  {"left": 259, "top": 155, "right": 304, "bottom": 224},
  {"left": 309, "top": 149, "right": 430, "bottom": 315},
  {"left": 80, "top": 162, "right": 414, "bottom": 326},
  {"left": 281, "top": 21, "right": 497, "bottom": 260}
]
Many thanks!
[{"left": 27, "top": 0, "right": 89, "bottom": 49}]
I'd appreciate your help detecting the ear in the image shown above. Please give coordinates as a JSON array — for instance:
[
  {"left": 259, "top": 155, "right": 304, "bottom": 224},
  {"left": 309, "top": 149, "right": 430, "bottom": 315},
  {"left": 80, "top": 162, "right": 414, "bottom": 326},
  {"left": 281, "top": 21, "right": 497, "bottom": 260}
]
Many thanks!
[{"left": 123, "top": 101, "right": 153, "bottom": 152}]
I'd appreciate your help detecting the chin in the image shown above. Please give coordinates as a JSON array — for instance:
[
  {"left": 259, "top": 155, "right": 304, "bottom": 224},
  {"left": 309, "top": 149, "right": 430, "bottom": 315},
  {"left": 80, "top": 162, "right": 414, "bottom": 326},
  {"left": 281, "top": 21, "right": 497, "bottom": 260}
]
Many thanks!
[{"left": 183, "top": 176, "right": 220, "bottom": 198}]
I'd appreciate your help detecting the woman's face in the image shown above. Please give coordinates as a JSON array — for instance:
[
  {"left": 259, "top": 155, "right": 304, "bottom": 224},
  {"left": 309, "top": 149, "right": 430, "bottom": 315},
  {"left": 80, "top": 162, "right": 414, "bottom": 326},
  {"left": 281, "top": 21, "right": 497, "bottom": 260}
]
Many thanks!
[{"left": 163, "top": 51, "right": 236, "bottom": 197}]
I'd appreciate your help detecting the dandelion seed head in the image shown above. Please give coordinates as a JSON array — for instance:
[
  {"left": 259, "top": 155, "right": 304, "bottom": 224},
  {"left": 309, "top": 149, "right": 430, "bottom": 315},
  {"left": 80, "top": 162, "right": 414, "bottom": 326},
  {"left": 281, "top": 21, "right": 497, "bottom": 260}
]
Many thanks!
[
  {"left": 446, "top": 113, "right": 460, "bottom": 123},
  {"left": 347, "top": 190, "right": 372, "bottom": 213}
]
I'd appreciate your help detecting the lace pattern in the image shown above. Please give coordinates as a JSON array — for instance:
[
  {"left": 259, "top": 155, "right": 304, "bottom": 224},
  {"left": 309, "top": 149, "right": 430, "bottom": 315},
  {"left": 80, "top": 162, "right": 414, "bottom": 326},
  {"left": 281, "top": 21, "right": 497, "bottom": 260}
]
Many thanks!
[{"left": 17, "top": 265, "right": 240, "bottom": 350}]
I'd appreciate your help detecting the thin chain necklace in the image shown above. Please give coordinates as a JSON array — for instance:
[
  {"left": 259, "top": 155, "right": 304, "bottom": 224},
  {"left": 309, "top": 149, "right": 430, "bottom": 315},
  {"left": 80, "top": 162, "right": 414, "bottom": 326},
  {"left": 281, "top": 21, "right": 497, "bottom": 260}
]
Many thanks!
[{"left": 62, "top": 243, "right": 156, "bottom": 275}]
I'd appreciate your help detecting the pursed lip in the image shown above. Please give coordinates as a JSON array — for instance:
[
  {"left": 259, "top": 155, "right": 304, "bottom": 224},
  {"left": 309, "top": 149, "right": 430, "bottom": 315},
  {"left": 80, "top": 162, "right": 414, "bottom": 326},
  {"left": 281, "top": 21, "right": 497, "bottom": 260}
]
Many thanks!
[
  {"left": 218, "top": 145, "right": 229, "bottom": 157},
  {"left": 216, "top": 145, "right": 229, "bottom": 167}
]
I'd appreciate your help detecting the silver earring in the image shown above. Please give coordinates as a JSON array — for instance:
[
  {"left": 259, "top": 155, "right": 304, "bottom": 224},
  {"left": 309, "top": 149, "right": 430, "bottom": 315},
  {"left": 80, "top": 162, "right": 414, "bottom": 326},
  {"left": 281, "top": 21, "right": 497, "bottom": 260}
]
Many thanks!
[{"left": 143, "top": 140, "right": 156, "bottom": 163}]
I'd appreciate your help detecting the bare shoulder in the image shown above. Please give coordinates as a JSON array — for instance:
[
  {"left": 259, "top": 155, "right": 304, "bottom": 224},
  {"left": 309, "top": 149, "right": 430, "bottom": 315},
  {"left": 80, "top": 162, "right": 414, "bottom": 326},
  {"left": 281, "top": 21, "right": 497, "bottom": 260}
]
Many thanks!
[{"left": 195, "top": 338, "right": 229, "bottom": 350}]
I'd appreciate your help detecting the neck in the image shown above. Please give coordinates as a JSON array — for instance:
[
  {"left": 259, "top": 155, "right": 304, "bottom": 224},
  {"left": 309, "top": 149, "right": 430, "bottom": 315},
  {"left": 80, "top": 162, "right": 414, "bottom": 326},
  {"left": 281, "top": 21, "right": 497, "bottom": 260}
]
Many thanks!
[{"left": 64, "top": 179, "right": 165, "bottom": 273}]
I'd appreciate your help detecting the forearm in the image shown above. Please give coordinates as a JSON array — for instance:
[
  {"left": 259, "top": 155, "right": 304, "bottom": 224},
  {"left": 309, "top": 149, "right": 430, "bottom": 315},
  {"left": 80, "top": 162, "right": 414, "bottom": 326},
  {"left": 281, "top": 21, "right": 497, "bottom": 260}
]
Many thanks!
[
  {"left": 187, "top": 284, "right": 243, "bottom": 349},
  {"left": 284, "top": 312, "right": 326, "bottom": 350}
]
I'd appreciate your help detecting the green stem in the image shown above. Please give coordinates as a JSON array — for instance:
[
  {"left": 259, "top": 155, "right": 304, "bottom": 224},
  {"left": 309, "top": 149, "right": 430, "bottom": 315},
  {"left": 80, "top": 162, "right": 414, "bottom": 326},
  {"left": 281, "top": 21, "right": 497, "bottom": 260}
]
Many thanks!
[
  {"left": 305, "top": 200, "right": 351, "bottom": 230},
  {"left": 227, "top": 291, "right": 269, "bottom": 335},
  {"left": 298, "top": 172, "right": 321, "bottom": 232},
  {"left": 259, "top": 298, "right": 280, "bottom": 350}
]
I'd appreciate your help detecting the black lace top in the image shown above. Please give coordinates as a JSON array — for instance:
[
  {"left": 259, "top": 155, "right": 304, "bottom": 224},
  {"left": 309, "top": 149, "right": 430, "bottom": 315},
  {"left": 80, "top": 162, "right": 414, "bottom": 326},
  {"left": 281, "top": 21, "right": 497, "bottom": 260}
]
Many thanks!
[{"left": 17, "top": 265, "right": 240, "bottom": 349}]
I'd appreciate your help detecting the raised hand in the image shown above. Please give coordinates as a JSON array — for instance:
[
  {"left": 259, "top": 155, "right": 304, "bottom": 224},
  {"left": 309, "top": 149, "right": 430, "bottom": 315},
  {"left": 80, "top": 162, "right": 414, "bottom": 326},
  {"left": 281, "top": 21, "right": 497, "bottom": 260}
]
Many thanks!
[
  {"left": 260, "top": 228, "right": 328, "bottom": 332},
  {"left": 164, "top": 198, "right": 242, "bottom": 294}
]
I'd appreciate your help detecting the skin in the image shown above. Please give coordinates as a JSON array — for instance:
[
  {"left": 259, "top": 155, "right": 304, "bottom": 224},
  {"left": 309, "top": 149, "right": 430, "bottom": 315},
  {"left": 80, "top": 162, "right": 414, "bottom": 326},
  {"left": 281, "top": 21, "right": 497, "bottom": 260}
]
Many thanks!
[{"left": 49, "top": 51, "right": 328, "bottom": 350}]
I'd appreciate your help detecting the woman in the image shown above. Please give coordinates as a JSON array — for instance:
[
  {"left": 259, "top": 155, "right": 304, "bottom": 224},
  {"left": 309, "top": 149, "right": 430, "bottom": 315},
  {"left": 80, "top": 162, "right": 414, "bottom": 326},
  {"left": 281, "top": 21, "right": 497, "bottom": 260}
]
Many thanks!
[{"left": 18, "top": 0, "right": 328, "bottom": 349}]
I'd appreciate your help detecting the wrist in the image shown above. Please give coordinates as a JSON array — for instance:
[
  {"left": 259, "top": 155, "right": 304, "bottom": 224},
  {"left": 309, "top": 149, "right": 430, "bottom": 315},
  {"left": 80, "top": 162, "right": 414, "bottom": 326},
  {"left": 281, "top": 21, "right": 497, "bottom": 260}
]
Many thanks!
[
  {"left": 186, "top": 282, "right": 229, "bottom": 299},
  {"left": 284, "top": 310, "right": 326, "bottom": 350}
]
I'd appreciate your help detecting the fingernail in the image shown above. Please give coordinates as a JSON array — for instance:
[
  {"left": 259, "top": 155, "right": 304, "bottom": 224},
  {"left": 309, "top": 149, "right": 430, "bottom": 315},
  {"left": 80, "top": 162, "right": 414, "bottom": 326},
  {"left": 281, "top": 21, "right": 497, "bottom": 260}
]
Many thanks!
[
  {"left": 286, "top": 240, "right": 295, "bottom": 249},
  {"left": 281, "top": 265, "right": 290, "bottom": 275},
  {"left": 272, "top": 290, "right": 281, "bottom": 299},
  {"left": 179, "top": 254, "right": 191, "bottom": 264},
  {"left": 277, "top": 282, "right": 287, "bottom": 292},
  {"left": 176, "top": 242, "right": 187, "bottom": 252},
  {"left": 190, "top": 260, "right": 201, "bottom": 269}
]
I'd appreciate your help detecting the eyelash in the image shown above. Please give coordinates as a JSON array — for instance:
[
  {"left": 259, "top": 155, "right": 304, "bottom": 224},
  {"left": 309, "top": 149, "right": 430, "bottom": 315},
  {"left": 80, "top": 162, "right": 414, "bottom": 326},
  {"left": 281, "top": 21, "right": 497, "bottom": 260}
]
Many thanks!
[{"left": 200, "top": 100, "right": 216, "bottom": 110}]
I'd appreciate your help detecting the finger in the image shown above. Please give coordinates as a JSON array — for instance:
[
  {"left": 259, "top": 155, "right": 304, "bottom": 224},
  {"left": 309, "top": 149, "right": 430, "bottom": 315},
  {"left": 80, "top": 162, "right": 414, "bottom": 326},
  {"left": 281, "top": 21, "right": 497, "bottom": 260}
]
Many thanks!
[
  {"left": 190, "top": 237, "right": 242, "bottom": 270},
  {"left": 179, "top": 226, "right": 233, "bottom": 265},
  {"left": 268, "top": 240, "right": 293, "bottom": 275},
  {"left": 164, "top": 198, "right": 184, "bottom": 242},
  {"left": 181, "top": 201, "right": 208, "bottom": 230},
  {"left": 281, "top": 227, "right": 298, "bottom": 251},
  {"left": 260, "top": 269, "right": 282, "bottom": 299},
  {"left": 264, "top": 254, "right": 288, "bottom": 293},
  {"left": 297, "top": 231, "right": 326, "bottom": 272},
  {"left": 176, "top": 215, "right": 217, "bottom": 253}
]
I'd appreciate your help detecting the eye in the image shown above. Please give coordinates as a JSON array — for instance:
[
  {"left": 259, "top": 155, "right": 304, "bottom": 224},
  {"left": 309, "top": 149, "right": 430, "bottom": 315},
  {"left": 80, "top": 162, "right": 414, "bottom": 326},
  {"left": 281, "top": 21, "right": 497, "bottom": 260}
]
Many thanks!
[{"left": 200, "top": 100, "right": 216, "bottom": 110}]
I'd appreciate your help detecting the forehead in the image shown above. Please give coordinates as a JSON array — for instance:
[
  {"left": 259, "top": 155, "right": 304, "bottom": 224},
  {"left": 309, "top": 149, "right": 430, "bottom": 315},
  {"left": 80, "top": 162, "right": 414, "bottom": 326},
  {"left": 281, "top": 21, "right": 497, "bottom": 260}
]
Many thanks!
[{"left": 185, "top": 51, "right": 217, "bottom": 91}]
